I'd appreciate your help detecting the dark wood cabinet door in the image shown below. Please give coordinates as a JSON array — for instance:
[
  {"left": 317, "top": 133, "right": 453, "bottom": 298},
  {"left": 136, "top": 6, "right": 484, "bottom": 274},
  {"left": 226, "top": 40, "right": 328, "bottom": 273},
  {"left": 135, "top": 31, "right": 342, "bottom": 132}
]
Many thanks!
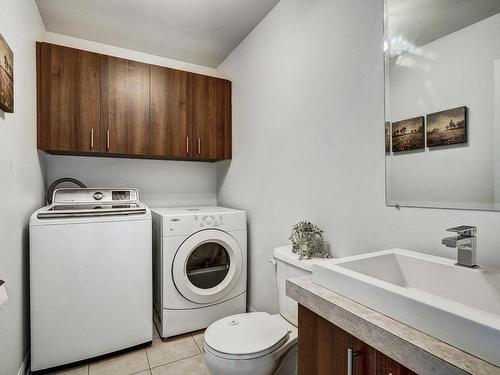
[
  {"left": 351, "top": 335, "right": 377, "bottom": 375},
  {"left": 150, "top": 65, "right": 189, "bottom": 158},
  {"left": 376, "top": 352, "right": 417, "bottom": 375},
  {"left": 37, "top": 42, "right": 101, "bottom": 152},
  {"left": 298, "top": 305, "right": 376, "bottom": 375},
  {"left": 190, "top": 73, "right": 231, "bottom": 160},
  {"left": 100, "top": 55, "right": 150, "bottom": 155}
]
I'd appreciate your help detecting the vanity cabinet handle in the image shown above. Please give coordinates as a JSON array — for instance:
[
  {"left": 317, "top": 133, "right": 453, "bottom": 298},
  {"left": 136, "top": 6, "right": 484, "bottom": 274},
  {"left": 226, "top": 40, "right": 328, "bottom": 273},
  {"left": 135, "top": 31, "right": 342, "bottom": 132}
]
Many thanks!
[
  {"left": 186, "top": 137, "right": 189, "bottom": 155},
  {"left": 197, "top": 138, "right": 201, "bottom": 155},
  {"left": 347, "top": 348, "right": 360, "bottom": 375},
  {"left": 106, "top": 129, "right": 110, "bottom": 150},
  {"left": 90, "top": 128, "right": 94, "bottom": 149}
]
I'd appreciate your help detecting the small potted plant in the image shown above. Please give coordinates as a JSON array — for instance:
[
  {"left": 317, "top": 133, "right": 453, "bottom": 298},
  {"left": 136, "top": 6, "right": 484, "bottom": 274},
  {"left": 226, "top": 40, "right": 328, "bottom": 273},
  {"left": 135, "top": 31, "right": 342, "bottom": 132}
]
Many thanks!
[{"left": 289, "top": 221, "right": 331, "bottom": 260}]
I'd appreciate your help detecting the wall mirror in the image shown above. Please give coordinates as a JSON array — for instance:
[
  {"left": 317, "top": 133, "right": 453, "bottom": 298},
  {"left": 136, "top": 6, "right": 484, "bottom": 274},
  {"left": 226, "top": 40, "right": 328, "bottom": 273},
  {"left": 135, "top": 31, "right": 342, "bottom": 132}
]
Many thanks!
[{"left": 384, "top": 0, "right": 500, "bottom": 210}]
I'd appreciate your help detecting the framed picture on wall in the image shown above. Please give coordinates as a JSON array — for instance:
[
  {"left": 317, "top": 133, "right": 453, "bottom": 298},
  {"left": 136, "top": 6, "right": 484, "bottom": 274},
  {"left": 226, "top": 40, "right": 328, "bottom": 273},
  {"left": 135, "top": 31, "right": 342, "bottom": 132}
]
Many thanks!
[
  {"left": 391, "top": 116, "right": 424, "bottom": 152},
  {"left": 426, "top": 106, "right": 467, "bottom": 147},
  {"left": 0, "top": 32, "right": 14, "bottom": 113},
  {"left": 385, "top": 122, "right": 391, "bottom": 153}
]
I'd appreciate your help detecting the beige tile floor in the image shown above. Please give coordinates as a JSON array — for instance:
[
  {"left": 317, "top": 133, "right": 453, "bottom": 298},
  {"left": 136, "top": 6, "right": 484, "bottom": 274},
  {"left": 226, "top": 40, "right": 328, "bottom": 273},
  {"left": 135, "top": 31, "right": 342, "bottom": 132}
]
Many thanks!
[{"left": 46, "top": 326, "right": 209, "bottom": 375}]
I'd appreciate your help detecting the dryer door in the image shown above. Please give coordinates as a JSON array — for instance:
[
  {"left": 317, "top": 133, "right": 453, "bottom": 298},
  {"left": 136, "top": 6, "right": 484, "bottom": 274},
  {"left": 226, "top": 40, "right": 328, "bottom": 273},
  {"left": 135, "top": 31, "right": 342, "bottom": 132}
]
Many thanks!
[{"left": 172, "top": 229, "right": 243, "bottom": 304}]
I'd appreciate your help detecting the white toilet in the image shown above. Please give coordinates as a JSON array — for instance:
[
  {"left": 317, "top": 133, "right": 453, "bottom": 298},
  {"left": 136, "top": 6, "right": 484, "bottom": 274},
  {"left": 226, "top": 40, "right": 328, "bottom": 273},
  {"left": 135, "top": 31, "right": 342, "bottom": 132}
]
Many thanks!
[{"left": 203, "top": 245, "right": 330, "bottom": 375}]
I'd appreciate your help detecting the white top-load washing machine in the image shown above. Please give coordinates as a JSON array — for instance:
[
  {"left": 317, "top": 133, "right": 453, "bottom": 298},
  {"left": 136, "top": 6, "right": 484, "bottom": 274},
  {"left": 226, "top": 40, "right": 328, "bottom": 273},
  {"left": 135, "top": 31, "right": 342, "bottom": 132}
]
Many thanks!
[
  {"left": 30, "top": 188, "right": 152, "bottom": 372},
  {"left": 152, "top": 206, "right": 246, "bottom": 338}
]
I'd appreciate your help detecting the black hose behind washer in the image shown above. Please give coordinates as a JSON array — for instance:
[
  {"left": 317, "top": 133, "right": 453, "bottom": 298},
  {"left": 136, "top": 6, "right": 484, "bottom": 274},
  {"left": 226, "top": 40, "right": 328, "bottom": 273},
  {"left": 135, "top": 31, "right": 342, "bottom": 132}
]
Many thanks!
[{"left": 46, "top": 177, "right": 87, "bottom": 205}]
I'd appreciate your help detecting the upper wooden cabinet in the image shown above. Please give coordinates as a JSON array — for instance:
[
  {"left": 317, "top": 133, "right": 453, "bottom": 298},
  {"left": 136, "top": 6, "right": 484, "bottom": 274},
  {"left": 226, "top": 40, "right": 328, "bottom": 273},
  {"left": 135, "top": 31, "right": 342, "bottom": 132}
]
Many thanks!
[
  {"left": 191, "top": 73, "right": 232, "bottom": 160},
  {"left": 37, "top": 43, "right": 101, "bottom": 153},
  {"left": 100, "top": 55, "right": 150, "bottom": 156},
  {"left": 36, "top": 42, "right": 232, "bottom": 161},
  {"left": 150, "top": 65, "right": 189, "bottom": 158}
]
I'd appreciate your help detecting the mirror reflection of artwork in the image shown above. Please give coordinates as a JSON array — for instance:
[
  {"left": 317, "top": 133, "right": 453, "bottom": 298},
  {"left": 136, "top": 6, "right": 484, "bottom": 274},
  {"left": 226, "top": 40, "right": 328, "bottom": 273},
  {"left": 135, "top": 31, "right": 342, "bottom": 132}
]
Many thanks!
[
  {"left": 391, "top": 116, "right": 424, "bottom": 152},
  {"left": 0, "top": 33, "right": 13, "bottom": 113},
  {"left": 385, "top": 0, "right": 500, "bottom": 210},
  {"left": 385, "top": 122, "right": 391, "bottom": 153},
  {"left": 426, "top": 106, "right": 467, "bottom": 147}
]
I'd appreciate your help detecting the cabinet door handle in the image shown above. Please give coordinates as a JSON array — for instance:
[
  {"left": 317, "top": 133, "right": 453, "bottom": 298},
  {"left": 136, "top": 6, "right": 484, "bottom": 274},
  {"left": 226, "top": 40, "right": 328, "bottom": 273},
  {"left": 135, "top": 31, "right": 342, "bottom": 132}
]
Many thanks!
[
  {"left": 90, "top": 128, "right": 94, "bottom": 149},
  {"left": 186, "top": 137, "right": 189, "bottom": 155},
  {"left": 347, "top": 348, "right": 360, "bottom": 375},
  {"left": 197, "top": 138, "right": 201, "bottom": 155},
  {"left": 106, "top": 129, "right": 110, "bottom": 150}
]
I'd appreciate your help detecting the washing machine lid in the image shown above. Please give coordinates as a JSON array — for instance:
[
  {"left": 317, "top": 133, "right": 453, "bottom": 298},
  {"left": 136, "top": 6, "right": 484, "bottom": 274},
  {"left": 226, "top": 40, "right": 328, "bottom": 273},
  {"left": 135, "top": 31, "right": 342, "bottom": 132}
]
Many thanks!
[{"left": 204, "top": 312, "right": 289, "bottom": 359}]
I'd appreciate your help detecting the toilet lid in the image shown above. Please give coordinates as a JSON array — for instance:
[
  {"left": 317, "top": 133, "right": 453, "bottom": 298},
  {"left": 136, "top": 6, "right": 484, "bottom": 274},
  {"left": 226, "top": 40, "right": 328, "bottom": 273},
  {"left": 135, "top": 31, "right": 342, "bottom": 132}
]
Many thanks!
[{"left": 204, "top": 312, "right": 289, "bottom": 357}]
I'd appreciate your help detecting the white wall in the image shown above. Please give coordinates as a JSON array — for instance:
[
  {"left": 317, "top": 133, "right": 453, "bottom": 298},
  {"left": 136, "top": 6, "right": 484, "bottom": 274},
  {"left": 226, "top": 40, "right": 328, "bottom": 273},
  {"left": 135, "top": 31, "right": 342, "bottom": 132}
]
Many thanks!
[
  {"left": 0, "top": 1, "right": 46, "bottom": 374},
  {"left": 44, "top": 32, "right": 221, "bottom": 77},
  {"left": 494, "top": 59, "right": 500, "bottom": 204},
  {"left": 45, "top": 155, "right": 217, "bottom": 207},
  {"left": 217, "top": 0, "right": 500, "bottom": 314},
  {"left": 387, "top": 14, "right": 500, "bottom": 207},
  {"left": 217, "top": 0, "right": 387, "bottom": 312},
  {"left": 42, "top": 33, "right": 220, "bottom": 208}
]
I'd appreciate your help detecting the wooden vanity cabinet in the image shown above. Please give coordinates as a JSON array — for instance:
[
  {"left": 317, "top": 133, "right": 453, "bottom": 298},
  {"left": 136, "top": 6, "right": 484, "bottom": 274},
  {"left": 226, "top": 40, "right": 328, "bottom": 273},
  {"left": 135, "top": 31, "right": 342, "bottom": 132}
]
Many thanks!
[
  {"left": 376, "top": 353, "right": 418, "bottom": 375},
  {"left": 298, "top": 305, "right": 416, "bottom": 375},
  {"left": 37, "top": 42, "right": 232, "bottom": 161}
]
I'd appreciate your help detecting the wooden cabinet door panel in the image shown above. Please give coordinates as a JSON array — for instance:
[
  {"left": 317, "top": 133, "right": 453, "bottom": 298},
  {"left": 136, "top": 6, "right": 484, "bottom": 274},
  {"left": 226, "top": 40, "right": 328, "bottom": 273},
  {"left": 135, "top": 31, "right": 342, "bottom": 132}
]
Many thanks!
[
  {"left": 220, "top": 79, "right": 232, "bottom": 159},
  {"left": 298, "top": 305, "right": 376, "bottom": 375},
  {"left": 190, "top": 73, "right": 210, "bottom": 159},
  {"left": 150, "top": 66, "right": 189, "bottom": 158},
  {"left": 38, "top": 43, "right": 101, "bottom": 152},
  {"left": 190, "top": 74, "right": 231, "bottom": 160},
  {"left": 298, "top": 304, "right": 338, "bottom": 374},
  {"left": 376, "top": 352, "right": 417, "bottom": 375},
  {"left": 100, "top": 55, "right": 150, "bottom": 155},
  {"left": 351, "top": 335, "right": 377, "bottom": 375}
]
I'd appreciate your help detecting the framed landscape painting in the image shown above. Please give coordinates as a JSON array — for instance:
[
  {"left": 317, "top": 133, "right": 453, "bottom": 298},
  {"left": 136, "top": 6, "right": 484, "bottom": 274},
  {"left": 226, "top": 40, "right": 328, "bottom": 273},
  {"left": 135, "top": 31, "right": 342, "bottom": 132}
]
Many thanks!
[
  {"left": 385, "top": 122, "right": 390, "bottom": 153},
  {"left": 0, "top": 33, "right": 13, "bottom": 113},
  {"left": 426, "top": 106, "right": 467, "bottom": 147},
  {"left": 391, "top": 116, "right": 424, "bottom": 152}
]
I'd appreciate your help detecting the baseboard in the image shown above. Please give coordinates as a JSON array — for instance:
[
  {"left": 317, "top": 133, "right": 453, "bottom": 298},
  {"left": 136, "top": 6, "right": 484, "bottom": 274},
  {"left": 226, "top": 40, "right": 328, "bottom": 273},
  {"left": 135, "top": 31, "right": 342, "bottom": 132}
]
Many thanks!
[{"left": 17, "top": 350, "right": 30, "bottom": 375}]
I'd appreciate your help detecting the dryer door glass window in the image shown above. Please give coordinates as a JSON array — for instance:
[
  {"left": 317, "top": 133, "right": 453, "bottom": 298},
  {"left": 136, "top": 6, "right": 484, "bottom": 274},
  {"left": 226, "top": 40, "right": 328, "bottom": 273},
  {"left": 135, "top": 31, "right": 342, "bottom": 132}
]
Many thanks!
[{"left": 186, "top": 243, "right": 230, "bottom": 289}]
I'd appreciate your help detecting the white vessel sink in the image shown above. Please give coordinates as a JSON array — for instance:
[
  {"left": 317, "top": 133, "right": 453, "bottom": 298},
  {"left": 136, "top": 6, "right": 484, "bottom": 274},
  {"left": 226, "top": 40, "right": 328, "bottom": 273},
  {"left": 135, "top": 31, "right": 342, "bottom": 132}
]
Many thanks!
[{"left": 312, "top": 249, "right": 500, "bottom": 366}]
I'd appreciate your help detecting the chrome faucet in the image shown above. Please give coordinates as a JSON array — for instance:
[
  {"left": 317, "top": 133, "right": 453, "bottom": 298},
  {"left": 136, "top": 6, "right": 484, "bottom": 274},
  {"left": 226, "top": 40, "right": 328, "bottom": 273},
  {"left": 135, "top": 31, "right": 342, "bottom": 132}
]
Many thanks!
[{"left": 441, "top": 226, "right": 477, "bottom": 268}]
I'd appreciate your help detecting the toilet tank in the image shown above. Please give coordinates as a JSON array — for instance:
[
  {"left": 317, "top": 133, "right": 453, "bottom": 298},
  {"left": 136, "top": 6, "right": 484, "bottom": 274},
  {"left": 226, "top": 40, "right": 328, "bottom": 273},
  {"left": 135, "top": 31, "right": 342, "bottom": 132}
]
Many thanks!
[{"left": 273, "top": 246, "right": 330, "bottom": 326}]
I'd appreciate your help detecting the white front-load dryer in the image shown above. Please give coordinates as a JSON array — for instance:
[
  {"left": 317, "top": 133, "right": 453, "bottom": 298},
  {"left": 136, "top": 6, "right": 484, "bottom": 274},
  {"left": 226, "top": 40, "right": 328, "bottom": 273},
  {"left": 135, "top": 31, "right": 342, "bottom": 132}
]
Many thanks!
[{"left": 152, "top": 207, "right": 247, "bottom": 338}]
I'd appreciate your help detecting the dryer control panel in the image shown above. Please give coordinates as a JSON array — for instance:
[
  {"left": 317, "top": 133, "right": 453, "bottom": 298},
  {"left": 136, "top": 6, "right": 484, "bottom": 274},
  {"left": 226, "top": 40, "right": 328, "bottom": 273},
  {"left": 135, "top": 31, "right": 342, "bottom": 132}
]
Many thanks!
[
  {"left": 200, "top": 215, "right": 224, "bottom": 228},
  {"left": 152, "top": 207, "right": 246, "bottom": 236},
  {"left": 166, "top": 214, "right": 224, "bottom": 233}
]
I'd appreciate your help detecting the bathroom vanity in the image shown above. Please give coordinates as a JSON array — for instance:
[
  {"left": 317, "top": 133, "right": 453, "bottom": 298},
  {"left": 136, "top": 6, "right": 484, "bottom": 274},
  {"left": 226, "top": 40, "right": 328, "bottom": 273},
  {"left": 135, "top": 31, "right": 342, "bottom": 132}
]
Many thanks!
[
  {"left": 298, "top": 304, "right": 415, "bottom": 375},
  {"left": 287, "top": 274, "right": 500, "bottom": 375}
]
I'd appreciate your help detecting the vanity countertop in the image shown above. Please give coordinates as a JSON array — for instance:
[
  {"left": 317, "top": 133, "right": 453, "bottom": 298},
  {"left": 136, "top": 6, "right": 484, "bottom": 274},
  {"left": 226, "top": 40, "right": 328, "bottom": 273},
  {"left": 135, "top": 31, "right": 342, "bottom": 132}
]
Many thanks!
[{"left": 286, "top": 275, "right": 500, "bottom": 375}]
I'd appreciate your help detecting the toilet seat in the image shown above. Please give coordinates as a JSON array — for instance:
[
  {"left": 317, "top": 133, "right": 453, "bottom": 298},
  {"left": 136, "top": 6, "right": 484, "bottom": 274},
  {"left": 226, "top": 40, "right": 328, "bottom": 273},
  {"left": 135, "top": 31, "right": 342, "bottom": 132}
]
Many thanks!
[{"left": 204, "top": 312, "right": 290, "bottom": 360}]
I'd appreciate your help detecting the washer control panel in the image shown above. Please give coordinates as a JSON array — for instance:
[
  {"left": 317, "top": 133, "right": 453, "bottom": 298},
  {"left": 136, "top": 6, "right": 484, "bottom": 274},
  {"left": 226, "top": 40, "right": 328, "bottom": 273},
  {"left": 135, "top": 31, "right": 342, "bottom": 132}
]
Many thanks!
[
  {"left": 53, "top": 188, "right": 139, "bottom": 204},
  {"left": 93, "top": 192, "right": 104, "bottom": 201}
]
